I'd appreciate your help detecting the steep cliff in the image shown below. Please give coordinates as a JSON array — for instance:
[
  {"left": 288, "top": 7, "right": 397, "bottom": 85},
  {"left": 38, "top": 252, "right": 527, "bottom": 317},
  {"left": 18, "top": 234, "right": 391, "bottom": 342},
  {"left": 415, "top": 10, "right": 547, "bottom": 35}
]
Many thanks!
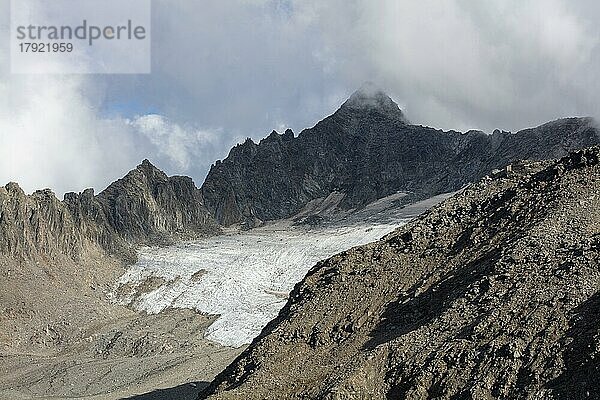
[
  {"left": 0, "top": 159, "right": 218, "bottom": 263},
  {"left": 202, "top": 146, "right": 600, "bottom": 399},
  {"left": 201, "top": 86, "right": 600, "bottom": 226},
  {"left": 0, "top": 183, "right": 128, "bottom": 262},
  {"left": 96, "top": 159, "right": 218, "bottom": 245}
]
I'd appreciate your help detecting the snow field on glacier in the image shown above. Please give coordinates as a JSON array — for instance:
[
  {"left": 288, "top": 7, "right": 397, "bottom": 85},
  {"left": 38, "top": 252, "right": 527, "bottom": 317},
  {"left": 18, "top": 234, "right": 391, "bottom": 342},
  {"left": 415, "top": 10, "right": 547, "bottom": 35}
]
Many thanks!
[{"left": 116, "top": 194, "right": 451, "bottom": 347}]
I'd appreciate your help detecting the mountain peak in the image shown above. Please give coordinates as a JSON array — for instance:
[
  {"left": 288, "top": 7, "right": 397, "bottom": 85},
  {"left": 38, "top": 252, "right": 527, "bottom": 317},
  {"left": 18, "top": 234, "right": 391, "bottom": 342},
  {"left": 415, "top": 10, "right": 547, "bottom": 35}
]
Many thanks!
[
  {"left": 137, "top": 159, "right": 161, "bottom": 173},
  {"left": 131, "top": 159, "right": 168, "bottom": 183},
  {"left": 340, "top": 83, "right": 407, "bottom": 121},
  {"left": 139, "top": 158, "right": 156, "bottom": 169}
]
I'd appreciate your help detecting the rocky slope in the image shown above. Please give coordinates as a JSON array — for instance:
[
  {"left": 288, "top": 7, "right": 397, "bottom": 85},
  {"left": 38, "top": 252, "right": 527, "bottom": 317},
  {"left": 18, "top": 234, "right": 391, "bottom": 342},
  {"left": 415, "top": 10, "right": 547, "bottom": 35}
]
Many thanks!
[
  {"left": 201, "top": 146, "right": 600, "bottom": 399},
  {"left": 201, "top": 85, "right": 600, "bottom": 226},
  {"left": 0, "top": 183, "right": 127, "bottom": 262},
  {"left": 0, "top": 159, "right": 218, "bottom": 263},
  {"left": 96, "top": 159, "right": 218, "bottom": 245},
  {"left": 0, "top": 161, "right": 226, "bottom": 399},
  {"left": 0, "top": 308, "right": 243, "bottom": 400},
  {"left": 0, "top": 160, "right": 218, "bottom": 356}
]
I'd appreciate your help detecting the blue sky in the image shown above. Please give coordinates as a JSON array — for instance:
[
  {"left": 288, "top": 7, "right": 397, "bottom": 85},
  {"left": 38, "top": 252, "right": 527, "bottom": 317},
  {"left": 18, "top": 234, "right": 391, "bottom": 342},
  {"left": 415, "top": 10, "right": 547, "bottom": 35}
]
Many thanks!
[{"left": 1, "top": 0, "right": 600, "bottom": 194}]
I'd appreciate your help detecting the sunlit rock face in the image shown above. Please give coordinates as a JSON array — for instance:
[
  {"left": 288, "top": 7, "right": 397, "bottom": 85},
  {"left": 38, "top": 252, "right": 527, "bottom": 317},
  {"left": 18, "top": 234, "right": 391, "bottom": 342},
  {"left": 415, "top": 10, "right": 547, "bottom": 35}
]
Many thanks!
[{"left": 0, "top": 159, "right": 218, "bottom": 262}]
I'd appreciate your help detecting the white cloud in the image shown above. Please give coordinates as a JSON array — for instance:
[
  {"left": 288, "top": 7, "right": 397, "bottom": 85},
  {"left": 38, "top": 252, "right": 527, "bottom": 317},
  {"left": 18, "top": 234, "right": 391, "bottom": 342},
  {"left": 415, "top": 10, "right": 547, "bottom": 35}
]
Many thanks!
[
  {"left": 289, "top": 0, "right": 600, "bottom": 130},
  {"left": 0, "top": 73, "right": 232, "bottom": 195},
  {"left": 0, "top": 74, "right": 132, "bottom": 194},
  {"left": 1, "top": 0, "right": 600, "bottom": 194},
  {"left": 129, "top": 114, "right": 240, "bottom": 175}
]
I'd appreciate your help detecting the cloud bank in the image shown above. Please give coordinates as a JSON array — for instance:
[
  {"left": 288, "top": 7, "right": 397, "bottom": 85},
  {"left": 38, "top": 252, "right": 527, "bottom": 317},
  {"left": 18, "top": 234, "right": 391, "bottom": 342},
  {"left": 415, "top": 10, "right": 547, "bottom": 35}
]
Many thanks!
[
  {"left": 0, "top": 73, "right": 236, "bottom": 194},
  {"left": 1, "top": 0, "right": 599, "bottom": 193}
]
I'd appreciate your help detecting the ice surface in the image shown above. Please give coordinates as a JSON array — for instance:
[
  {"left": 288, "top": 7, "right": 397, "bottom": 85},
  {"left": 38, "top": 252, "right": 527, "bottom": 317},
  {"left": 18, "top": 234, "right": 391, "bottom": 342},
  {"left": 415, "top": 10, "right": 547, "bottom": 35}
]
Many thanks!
[{"left": 115, "top": 193, "right": 452, "bottom": 347}]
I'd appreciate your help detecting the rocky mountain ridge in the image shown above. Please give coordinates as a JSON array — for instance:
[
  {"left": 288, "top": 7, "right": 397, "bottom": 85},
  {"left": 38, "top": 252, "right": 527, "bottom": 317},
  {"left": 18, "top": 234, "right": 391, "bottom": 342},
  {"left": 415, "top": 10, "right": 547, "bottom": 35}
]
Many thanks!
[
  {"left": 0, "top": 158, "right": 220, "bottom": 370},
  {"left": 2, "top": 88, "right": 599, "bottom": 260},
  {"left": 201, "top": 146, "right": 600, "bottom": 399},
  {"left": 1, "top": 87, "right": 600, "bottom": 399},
  {"left": 0, "top": 159, "right": 218, "bottom": 263},
  {"left": 201, "top": 87, "right": 600, "bottom": 227}
]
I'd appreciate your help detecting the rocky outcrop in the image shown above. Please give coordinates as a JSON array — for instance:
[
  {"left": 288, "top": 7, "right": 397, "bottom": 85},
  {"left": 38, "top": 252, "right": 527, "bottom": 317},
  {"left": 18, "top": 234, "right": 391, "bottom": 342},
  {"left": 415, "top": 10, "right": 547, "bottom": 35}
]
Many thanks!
[
  {"left": 96, "top": 159, "right": 218, "bottom": 245},
  {"left": 201, "top": 146, "right": 600, "bottom": 399},
  {"left": 0, "top": 160, "right": 218, "bottom": 262},
  {"left": 0, "top": 160, "right": 219, "bottom": 358},
  {"left": 202, "top": 86, "right": 600, "bottom": 226},
  {"left": 0, "top": 183, "right": 126, "bottom": 262}
]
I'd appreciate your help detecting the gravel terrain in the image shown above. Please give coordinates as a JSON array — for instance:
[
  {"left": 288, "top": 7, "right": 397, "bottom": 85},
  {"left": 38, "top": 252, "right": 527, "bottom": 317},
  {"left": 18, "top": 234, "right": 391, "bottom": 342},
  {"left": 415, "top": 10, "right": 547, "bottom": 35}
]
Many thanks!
[{"left": 202, "top": 147, "right": 600, "bottom": 399}]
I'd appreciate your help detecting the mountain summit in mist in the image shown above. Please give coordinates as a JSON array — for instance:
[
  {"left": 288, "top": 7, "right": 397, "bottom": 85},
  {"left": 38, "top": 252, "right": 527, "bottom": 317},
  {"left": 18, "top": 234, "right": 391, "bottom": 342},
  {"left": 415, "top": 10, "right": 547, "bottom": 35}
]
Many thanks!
[
  {"left": 340, "top": 83, "right": 408, "bottom": 121},
  {"left": 201, "top": 87, "right": 600, "bottom": 227}
]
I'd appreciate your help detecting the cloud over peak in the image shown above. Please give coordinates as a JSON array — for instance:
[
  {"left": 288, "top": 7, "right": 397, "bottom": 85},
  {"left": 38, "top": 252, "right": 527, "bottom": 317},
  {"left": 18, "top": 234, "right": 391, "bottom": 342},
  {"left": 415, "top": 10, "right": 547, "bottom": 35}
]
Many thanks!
[{"left": 1, "top": 0, "right": 600, "bottom": 193}]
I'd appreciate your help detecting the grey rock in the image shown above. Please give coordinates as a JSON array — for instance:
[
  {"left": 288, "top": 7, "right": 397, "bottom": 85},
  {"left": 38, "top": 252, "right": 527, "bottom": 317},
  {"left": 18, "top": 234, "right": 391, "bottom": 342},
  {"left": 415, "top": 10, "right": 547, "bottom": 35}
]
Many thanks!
[
  {"left": 201, "top": 146, "right": 600, "bottom": 399},
  {"left": 202, "top": 87, "right": 600, "bottom": 226},
  {"left": 0, "top": 159, "right": 218, "bottom": 263}
]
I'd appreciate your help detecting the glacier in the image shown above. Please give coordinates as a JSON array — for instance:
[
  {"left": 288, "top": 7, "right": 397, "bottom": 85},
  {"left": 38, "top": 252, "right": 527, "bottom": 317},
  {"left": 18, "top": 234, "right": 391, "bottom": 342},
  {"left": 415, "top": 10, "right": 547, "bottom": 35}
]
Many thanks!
[{"left": 115, "top": 193, "right": 451, "bottom": 348}]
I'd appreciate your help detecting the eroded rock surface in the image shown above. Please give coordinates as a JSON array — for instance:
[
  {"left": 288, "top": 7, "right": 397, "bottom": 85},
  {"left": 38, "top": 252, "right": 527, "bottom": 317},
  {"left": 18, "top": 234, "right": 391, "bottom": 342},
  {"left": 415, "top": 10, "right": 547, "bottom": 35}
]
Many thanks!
[
  {"left": 201, "top": 86, "right": 600, "bottom": 226},
  {"left": 202, "top": 147, "right": 600, "bottom": 399},
  {"left": 0, "top": 161, "right": 222, "bottom": 399},
  {"left": 0, "top": 159, "right": 218, "bottom": 263}
]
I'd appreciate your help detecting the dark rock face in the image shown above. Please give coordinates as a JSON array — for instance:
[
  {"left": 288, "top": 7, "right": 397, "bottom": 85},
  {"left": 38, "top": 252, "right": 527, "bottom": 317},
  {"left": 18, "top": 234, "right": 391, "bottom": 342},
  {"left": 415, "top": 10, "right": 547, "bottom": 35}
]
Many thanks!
[
  {"left": 96, "top": 159, "right": 218, "bottom": 244},
  {"left": 202, "top": 87, "right": 600, "bottom": 226},
  {"left": 201, "top": 147, "right": 600, "bottom": 399},
  {"left": 0, "top": 160, "right": 218, "bottom": 262}
]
